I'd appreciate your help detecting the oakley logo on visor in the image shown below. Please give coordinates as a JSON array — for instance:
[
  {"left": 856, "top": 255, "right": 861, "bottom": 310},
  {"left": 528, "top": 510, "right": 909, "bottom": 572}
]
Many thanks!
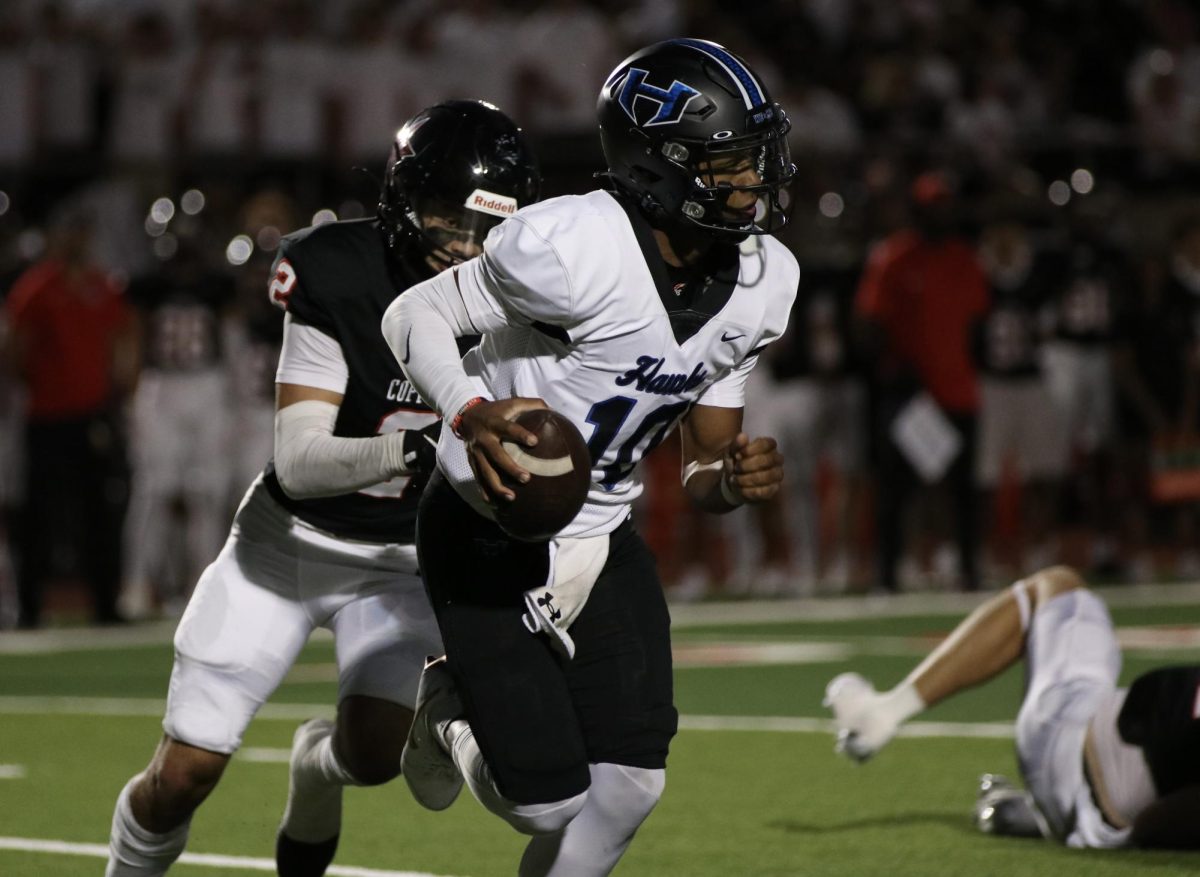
[{"left": 465, "top": 189, "right": 518, "bottom": 218}]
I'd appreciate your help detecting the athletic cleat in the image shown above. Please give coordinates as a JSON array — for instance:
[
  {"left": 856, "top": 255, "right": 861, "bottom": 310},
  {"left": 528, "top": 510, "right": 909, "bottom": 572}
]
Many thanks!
[
  {"left": 277, "top": 718, "right": 341, "bottom": 876},
  {"left": 974, "top": 773, "right": 1051, "bottom": 839},
  {"left": 823, "top": 672, "right": 890, "bottom": 762},
  {"left": 401, "top": 656, "right": 464, "bottom": 811}
]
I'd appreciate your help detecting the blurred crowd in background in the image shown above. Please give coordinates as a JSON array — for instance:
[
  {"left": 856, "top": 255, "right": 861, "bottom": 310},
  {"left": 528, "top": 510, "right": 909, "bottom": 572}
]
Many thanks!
[{"left": 4, "top": 0, "right": 1200, "bottom": 626}]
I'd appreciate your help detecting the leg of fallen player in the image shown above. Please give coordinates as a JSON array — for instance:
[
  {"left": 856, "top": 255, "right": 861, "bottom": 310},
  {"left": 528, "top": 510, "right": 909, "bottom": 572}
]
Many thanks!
[{"left": 824, "top": 565, "right": 1085, "bottom": 760}]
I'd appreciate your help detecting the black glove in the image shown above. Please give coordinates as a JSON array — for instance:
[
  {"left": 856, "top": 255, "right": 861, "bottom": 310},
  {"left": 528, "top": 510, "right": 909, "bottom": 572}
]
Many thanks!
[{"left": 401, "top": 419, "right": 442, "bottom": 474}]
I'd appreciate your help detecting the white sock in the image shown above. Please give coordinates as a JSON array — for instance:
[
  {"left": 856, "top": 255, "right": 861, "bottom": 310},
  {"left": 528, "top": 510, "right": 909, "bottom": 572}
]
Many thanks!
[
  {"left": 879, "top": 681, "right": 925, "bottom": 732},
  {"left": 519, "top": 764, "right": 665, "bottom": 877},
  {"left": 448, "top": 721, "right": 585, "bottom": 834},
  {"left": 448, "top": 720, "right": 507, "bottom": 817},
  {"left": 280, "top": 724, "right": 360, "bottom": 843},
  {"left": 105, "top": 778, "right": 190, "bottom": 877}
]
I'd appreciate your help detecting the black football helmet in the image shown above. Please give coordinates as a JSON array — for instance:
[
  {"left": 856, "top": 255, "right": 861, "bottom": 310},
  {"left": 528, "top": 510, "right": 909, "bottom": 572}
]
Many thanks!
[
  {"left": 597, "top": 39, "right": 795, "bottom": 239},
  {"left": 379, "top": 100, "right": 541, "bottom": 271}
]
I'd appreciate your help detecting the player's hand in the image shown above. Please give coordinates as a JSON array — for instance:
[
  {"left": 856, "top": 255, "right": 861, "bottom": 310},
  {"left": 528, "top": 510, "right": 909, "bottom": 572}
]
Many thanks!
[
  {"left": 458, "top": 397, "right": 548, "bottom": 502},
  {"left": 400, "top": 419, "right": 442, "bottom": 474},
  {"left": 722, "top": 433, "right": 783, "bottom": 504},
  {"left": 823, "top": 672, "right": 892, "bottom": 764}
]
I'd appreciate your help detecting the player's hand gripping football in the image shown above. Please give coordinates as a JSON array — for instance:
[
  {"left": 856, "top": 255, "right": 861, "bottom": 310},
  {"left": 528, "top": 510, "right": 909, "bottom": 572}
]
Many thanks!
[
  {"left": 722, "top": 433, "right": 784, "bottom": 504},
  {"left": 457, "top": 397, "right": 548, "bottom": 503}
]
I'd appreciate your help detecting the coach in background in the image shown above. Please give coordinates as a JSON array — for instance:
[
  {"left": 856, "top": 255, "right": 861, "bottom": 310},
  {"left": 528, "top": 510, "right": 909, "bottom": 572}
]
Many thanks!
[
  {"left": 855, "top": 172, "right": 990, "bottom": 593},
  {"left": 4, "top": 204, "right": 137, "bottom": 629}
]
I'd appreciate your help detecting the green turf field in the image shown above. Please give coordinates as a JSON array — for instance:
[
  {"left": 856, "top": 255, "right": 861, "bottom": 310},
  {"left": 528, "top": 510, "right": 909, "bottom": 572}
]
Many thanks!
[{"left": 3, "top": 589, "right": 1200, "bottom": 876}]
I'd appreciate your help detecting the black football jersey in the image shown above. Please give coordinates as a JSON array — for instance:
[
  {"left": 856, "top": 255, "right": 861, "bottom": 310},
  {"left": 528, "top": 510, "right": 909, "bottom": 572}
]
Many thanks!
[
  {"left": 768, "top": 265, "right": 861, "bottom": 382},
  {"left": 976, "top": 262, "right": 1052, "bottom": 379},
  {"left": 1047, "top": 242, "right": 1128, "bottom": 347},
  {"left": 127, "top": 267, "right": 235, "bottom": 371},
  {"left": 261, "top": 219, "right": 437, "bottom": 544},
  {"left": 1117, "top": 664, "right": 1200, "bottom": 797}
]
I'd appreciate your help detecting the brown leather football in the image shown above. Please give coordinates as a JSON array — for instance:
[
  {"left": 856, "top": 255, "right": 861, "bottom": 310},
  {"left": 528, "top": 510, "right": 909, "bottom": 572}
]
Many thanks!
[{"left": 492, "top": 408, "right": 591, "bottom": 542}]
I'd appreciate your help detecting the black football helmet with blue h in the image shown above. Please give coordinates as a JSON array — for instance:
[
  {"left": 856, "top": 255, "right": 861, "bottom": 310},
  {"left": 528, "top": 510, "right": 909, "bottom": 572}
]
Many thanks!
[{"left": 597, "top": 39, "right": 795, "bottom": 240}]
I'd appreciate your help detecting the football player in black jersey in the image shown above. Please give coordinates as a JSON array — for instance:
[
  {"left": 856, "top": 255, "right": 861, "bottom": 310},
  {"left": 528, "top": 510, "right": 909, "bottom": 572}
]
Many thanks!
[
  {"left": 825, "top": 565, "right": 1200, "bottom": 849},
  {"left": 105, "top": 101, "right": 540, "bottom": 877}
]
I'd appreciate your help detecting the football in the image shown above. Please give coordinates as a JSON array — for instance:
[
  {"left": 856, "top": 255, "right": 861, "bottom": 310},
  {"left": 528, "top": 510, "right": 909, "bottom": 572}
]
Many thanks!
[{"left": 492, "top": 408, "right": 591, "bottom": 542}]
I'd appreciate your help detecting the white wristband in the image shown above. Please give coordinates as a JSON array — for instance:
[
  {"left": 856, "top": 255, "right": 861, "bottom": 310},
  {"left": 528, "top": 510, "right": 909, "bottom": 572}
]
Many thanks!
[{"left": 720, "top": 473, "right": 744, "bottom": 507}]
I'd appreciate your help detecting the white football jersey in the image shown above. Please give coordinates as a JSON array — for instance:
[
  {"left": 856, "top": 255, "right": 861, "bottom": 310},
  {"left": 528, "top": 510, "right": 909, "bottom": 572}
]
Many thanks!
[{"left": 438, "top": 189, "right": 799, "bottom": 538}]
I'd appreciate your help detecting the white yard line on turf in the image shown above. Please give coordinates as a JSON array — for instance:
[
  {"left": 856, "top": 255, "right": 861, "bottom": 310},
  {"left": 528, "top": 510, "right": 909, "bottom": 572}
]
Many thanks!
[
  {"left": 0, "top": 696, "right": 334, "bottom": 721},
  {"left": 0, "top": 696, "right": 1015, "bottom": 739},
  {"left": 0, "top": 765, "right": 26, "bottom": 779},
  {"left": 5, "top": 582, "right": 1200, "bottom": 653},
  {"left": 0, "top": 837, "right": 465, "bottom": 877}
]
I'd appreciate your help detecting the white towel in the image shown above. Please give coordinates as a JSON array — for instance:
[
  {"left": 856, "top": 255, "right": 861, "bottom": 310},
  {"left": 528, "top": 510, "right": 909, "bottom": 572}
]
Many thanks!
[{"left": 522, "top": 533, "right": 610, "bottom": 659}]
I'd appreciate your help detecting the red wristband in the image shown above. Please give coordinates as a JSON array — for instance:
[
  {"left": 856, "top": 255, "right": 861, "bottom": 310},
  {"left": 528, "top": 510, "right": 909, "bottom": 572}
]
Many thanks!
[{"left": 450, "top": 396, "right": 487, "bottom": 438}]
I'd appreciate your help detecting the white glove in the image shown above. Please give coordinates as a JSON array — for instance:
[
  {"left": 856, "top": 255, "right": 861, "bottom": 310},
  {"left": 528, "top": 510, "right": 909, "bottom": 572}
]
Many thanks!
[{"left": 823, "top": 672, "right": 901, "bottom": 763}]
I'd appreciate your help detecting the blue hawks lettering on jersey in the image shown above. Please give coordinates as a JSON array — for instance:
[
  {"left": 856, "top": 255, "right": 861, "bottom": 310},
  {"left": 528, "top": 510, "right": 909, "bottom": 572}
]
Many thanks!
[{"left": 615, "top": 356, "right": 708, "bottom": 395}]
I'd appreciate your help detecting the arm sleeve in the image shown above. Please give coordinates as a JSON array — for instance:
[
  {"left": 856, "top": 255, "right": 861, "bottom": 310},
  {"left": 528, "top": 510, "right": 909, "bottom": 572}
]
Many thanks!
[
  {"left": 273, "top": 399, "right": 409, "bottom": 499},
  {"left": 381, "top": 268, "right": 494, "bottom": 420},
  {"left": 275, "top": 312, "right": 349, "bottom": 395},
  {"left": 381, "top": 215, "right": 576, "bottom": 417}
]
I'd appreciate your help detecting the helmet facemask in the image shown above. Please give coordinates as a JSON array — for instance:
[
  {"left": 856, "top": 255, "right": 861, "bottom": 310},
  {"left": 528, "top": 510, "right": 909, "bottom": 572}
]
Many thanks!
[
  {"left": 404, "top": 193, "right": 510, "bottom": 272},
  {"left": 661, "top": 108, "right": 795, "bottom": 238}
]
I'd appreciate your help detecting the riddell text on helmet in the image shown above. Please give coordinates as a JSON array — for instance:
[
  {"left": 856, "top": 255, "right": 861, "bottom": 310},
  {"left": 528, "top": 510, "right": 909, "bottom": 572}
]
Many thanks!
[{"left": 465, "top": 189, "right": 518, "bottom": 218}]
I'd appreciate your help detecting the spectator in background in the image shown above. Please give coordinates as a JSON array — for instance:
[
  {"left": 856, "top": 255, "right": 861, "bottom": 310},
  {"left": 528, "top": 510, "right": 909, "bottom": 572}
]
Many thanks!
[
  {"left": 974, "top": 217, "right": 1066, "bottom": 578},
  {"left": 855, "top": 172, "right": 989, "bottom": 592},
  {"left": 119, "top": 230, "right": 236, "bottom": 619},
  {"left": 108, "top": 11, "right": 188, "bottom": 170},
  {"left": 331, "top": 1, "right": 414, "bottom": 165},
  {"left": 0, "top": 13, "right": 33, "bottom": 170},
  {"left": 28, "top": 1, "right": 98, "bottom": 159},
  {"left": 513, "top": 0, "right": 618, "bottom": 136},
  {"left": 1041, "top": 208, "right": 1129, "bottom": 573},
  {"left": 258, "top": 0, "right": 333, "bottom": 164},
  {"left": 4, "top": 205, "right": 137, "bottom": 628},
  {"left": 429, "top": 0, "right": 521, "bottom": 116},
  {"left": 736, "top": 263, "right": 867, "bottom": 595},
  {"left": 183, "top": 1, "right": 259, "bottom": 162},
  {"left": 1114, "top": 214, "right": 1200, "bottom": 580}
]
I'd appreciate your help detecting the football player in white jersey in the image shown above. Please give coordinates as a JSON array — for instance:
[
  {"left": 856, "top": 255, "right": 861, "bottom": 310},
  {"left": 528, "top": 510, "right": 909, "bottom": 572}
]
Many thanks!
[
  {"left": 104, "top": 102, "right": 540, "bottom": 877},
  {"left": 381, "top": 40, "right": 798, "bottom": 877},
  {"left": 825, "top": 565, "right": 1200, "bottom": 850}
]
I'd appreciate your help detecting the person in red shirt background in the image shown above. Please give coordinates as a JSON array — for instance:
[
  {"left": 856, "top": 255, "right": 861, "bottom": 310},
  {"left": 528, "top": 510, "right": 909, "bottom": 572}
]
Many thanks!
[
  {"left": 855, "top": 172, "right": 990, "bottom": 592},
  {"left": 4, "top": 204, "right": 138, "bottom": 627}
]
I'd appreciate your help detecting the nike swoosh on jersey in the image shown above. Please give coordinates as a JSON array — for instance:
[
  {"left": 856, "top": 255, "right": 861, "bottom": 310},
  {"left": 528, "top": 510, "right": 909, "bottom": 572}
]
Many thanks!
[
  {"left": 720, "top": 331, "right": 745, "bottom": 342},
  {"left": 400, "top": 326, "right": 414, "bottom": 364}
]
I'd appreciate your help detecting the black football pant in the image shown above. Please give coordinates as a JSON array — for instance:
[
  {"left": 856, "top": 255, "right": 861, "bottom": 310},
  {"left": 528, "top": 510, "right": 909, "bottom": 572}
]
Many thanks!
[
  {"left": 416, "top": 471, "right": 678, "bottom": 805},
  {"left": 16, "top": 416, "right": 128, "bottom": 627}
]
